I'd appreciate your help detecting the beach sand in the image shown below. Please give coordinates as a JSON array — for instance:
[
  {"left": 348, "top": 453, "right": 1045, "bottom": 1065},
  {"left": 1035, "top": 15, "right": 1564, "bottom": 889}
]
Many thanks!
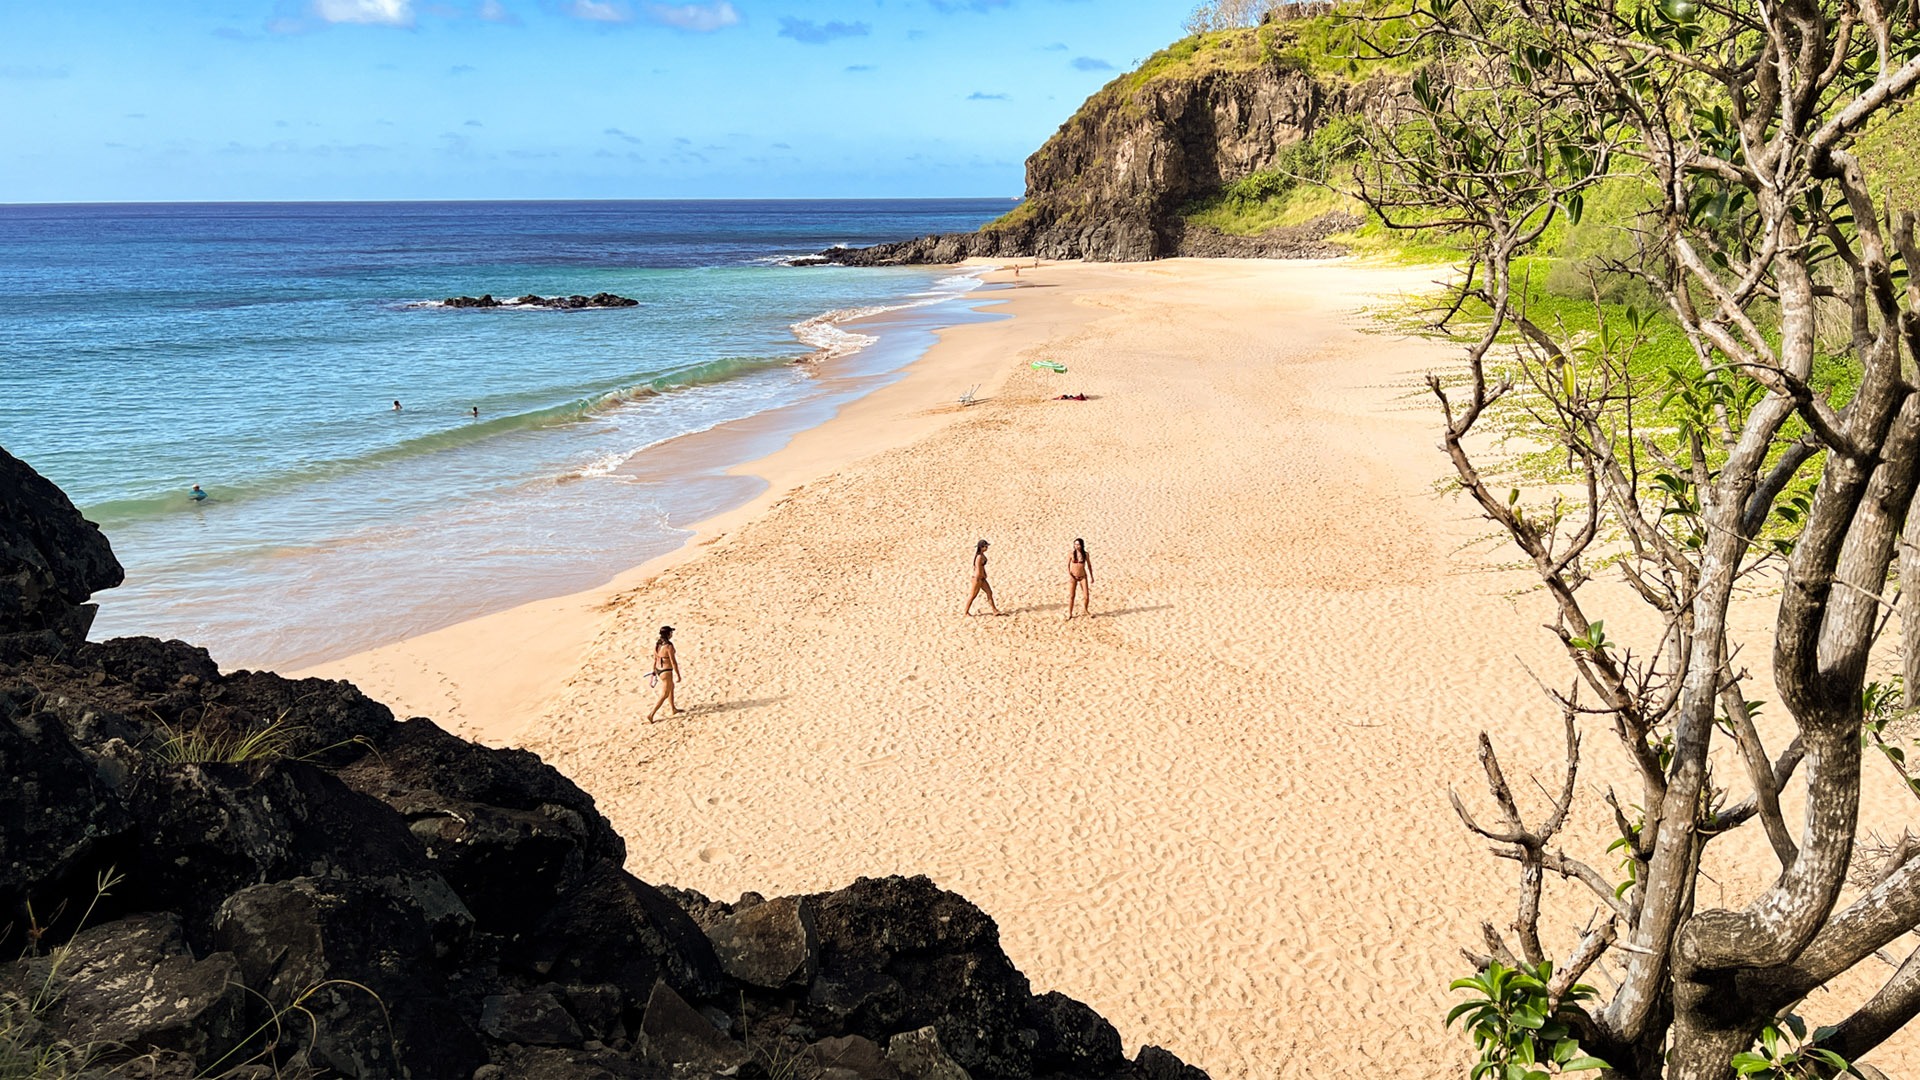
[{"left": 305, "top": 259, "right": 1919, "bottom": 1078}]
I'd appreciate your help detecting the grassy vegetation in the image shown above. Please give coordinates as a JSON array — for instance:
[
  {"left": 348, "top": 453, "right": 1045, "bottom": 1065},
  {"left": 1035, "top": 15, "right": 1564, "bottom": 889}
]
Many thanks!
[
  {"left": 1184, "top": 183, "right": 1362, "bottom": 235},
  {"left": 1856, "top": 106, "right": 1920, "bottom": 200},
  {"left": 982, "top": 198, "right": 1040, "bottom": 232},
  {"left": 150, "top": 715, "right": 303, "bottom": 766},
  {"left": 1126, "top": 3, "right": 1417, "bottom": 93},
  {"left": 1179, "top": 116, "right": 1364, "bottom": 234},
  {"left": 0, "top": 872, "right": 123, "bottom": 1080}
]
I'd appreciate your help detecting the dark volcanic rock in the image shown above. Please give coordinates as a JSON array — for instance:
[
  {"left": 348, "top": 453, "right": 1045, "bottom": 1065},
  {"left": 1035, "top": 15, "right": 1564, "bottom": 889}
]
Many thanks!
[
  {"left": 808, "top": 1033, "right": 899, "bottom": 1079},
  {"left": 638, "top": 979, "right": 749, "bottom": 1073},
  {"left": 338, "top": 717, "right": 623, "bottom": 931},
  {"left": 487, "top": 1043, "right": 654, "bottom": 1079},
  {"left": 708, "top": 893, "right": 817, "bottom": 989},
  {"left": 0, "top": 445, "right": 122, "bottom": 649},
  {"left": 1028, "top": 991, "right": 1126, "bottom": 1076},
  {"left": 804, "top": 875, "right": 1033, "bottom": 1077},
  {"left": 447, "top": 292, "right": 638, "bottom": 309},
  {"left": 3, "top": 912, "right": 247, "bottom": 1069},
  {"left": 480, "top": 992, "right": 583, "bottom": 1046},
  {"left": 1130, "top": 1045, "right": 1211, "bottom": 1080},
  {"left": 887, "top": 1025, "right": 971, "bottom": 1080},
  {"left": 124, "top": 758, "right": 461, "bottom": 942},
  {"left": 0, "top": 446, "right": 1212, "bottom": 1080},
  {"left": 518, "top": 862, "right": 725, "bottom": 1006},
  {"left": 0, "top": 691, "right": 133, "bottom": 931},
  {"left": 214, "top": 875, "right": 484, "bottom": 1079}
]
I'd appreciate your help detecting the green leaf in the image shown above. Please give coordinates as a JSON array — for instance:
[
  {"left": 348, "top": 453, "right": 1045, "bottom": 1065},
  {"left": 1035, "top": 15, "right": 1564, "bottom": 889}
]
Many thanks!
[
  {"left": 1562, "top": 1057, "right": 1610, "bottom": 1073},
  {"left": 1447, "top": 1001, "right": 1491, "bottom": 1026}
]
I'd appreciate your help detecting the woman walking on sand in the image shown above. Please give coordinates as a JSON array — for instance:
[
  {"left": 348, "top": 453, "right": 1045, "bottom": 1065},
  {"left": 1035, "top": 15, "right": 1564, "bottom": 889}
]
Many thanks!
[
  {"left": 1066, "top": 538, "right": 1093, "bottom": 618},
  {"left": 965, "top": 539, "right": 1004, "bottom": 616},
  {"left": 647, "top": 625, "right": 683, "bottom": 721}
]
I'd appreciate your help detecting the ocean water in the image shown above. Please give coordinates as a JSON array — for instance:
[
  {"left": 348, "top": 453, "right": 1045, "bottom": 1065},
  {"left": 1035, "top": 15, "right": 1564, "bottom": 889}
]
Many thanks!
[{"left": 0, "top": 200, "right": 1010, "bottom": 668}]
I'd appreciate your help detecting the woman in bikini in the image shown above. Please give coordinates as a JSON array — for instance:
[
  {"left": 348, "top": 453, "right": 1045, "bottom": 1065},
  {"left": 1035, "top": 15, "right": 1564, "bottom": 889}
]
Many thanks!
[
  {"left": 1066, "top": 538, "right": 1093, "bottom": 618},
  {"left": 965, "top": 539, "right": 1004, "bottom": 615},
  {"left": 647, "top": 625, "right": 683, "bottom": 721}
]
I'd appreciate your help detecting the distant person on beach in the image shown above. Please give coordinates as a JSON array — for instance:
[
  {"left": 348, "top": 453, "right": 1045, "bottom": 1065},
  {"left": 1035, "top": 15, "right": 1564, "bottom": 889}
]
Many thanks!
[
  {"left": 1066, "top": 538, "right": 1093, "bottom": 619},
  {"left": 966, "top": 539, "right": 1004, "bottom": 616},
  {"left": 647, "top": 625, "right": 683, "bottom": 721},
  {"left": 189, "top": 485, "right": 207, "bottom": 502},
  {"left": 393, "top": 400, "right": 402, "bottom": 411}
]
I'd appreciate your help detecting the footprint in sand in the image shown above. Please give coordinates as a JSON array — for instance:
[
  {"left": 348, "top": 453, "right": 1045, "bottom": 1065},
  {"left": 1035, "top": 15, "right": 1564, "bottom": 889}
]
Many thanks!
[{"left": 698, "top": 846, "right": 729, "bottom": 864}]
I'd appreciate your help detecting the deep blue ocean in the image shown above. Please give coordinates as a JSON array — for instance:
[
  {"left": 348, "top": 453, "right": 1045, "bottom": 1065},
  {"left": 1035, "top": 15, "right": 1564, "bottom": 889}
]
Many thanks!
[{"left": 0, "top": 200, "right": 1010, "bottom": 666}]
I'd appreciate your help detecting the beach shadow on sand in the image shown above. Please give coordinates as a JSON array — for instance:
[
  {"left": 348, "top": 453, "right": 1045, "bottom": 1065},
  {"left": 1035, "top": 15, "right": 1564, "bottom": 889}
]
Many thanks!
[
  {"left": 681, "top": 695, "right": 790, "bottom": 717},
  {"left": 1086, "top": 604, "right": 1174, "bottom": 618},
  {"left": 1002, "top": 602, "right": 1173, "bottom": 618}
]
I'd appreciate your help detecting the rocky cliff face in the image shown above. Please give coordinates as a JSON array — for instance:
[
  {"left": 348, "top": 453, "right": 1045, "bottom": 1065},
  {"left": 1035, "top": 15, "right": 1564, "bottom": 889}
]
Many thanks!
[
  {"left": 824, "top": 27, "right": 1398, "bottom": 264},
  {"left": 0, "top": 446, "right": 1209, "bottom": 1080}
]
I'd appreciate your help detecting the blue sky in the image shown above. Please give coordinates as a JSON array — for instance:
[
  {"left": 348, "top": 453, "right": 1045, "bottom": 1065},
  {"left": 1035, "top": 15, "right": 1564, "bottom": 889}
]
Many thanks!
[{"left": 1, "top": 0, "right": 1192, "bottom": 202}]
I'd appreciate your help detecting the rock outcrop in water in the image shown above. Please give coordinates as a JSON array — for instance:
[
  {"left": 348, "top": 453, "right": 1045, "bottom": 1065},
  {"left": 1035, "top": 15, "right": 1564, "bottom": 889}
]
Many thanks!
[
  {"left": 443, "top": 292, "right": 640, "bottom": 309},
  {"left": 820, "top": 25, "right": 1400, "bottom": 264},
  {"left": 0, "top": 446, "right": 1208, "bottom": 1080}
]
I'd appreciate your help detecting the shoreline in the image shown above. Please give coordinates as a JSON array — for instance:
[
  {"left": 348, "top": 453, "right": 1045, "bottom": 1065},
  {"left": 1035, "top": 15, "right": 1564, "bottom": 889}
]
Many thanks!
[
  {"left": 298, "top": 257, "right": 1920, "bottom": 1078},
  {"left": 294, "top": 258, "right": 1062, "bottom": 739}
]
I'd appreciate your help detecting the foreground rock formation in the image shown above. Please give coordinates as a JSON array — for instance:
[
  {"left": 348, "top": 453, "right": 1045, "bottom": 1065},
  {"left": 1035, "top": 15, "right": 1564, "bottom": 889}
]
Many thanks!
[
  {"left": 820, "top": 24, "right": 1397, "bottom": 264},
  {"left": 0, "top": 446, "right": 1207, "bottom": 1079}
]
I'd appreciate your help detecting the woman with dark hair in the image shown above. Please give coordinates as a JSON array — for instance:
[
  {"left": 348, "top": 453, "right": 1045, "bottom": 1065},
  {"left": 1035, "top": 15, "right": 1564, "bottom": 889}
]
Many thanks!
[
  {"left": 1066, "top": 538, "right": 1093, "bottom": 619},
  {"left": 965, "top": 539, "right": 1004, "bottom": 616},
  {"left": 647, "top": 625, "right": 683, "bottom": 721}
]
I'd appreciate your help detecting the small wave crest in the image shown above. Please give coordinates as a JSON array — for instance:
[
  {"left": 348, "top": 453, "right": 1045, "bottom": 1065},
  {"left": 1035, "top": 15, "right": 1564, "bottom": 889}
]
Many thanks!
[
  {"left": 787, "top": 268, "right": 990, "bottom": 363},
  {"left": 790, "top": 306, "right": 887, "bottom": 362},
  {"left": 85, "top": 353, "right": 793, "bottom": 525}
]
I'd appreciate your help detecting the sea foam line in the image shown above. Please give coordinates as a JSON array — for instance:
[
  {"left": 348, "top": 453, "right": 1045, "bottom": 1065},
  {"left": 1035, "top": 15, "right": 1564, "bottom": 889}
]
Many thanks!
[{"left": 787, "top": 269, "right": 988, "bottom": 364}]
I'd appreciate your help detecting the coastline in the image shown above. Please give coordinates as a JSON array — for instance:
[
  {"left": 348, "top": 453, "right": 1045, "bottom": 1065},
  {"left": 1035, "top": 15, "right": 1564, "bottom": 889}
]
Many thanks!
[
  {"left": 294, "top": 259, "right": 1061, "bottom": 738},
  {"left": 297, "top": 256, "right": 1920, "bottom": 1078}
]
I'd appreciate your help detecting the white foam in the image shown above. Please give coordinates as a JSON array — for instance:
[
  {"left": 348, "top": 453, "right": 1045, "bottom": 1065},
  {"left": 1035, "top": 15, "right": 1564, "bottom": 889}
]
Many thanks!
[
  {"left": 791, "top": 307, "right": 886, "bottom": 361},
  {"left": 787, "top": 267, "right": 993, "bottom": 363}
]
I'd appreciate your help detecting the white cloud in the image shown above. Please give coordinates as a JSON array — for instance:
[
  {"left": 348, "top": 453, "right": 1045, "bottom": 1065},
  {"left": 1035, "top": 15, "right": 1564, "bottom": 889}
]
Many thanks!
[
  {"left": 643, "top": 1, "right": 740, "bottom": 30},
  {"left": 565, "top": 0, "right": 631, "bottom": 20},
  {"left": 477, "top": 0, "right": 515, "bottom": 19},
  {"left": 311, "top": 0, "right": 415, "bottom": 24}
]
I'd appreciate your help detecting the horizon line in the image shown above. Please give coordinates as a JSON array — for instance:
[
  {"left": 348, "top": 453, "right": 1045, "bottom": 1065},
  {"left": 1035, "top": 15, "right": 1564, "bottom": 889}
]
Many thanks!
[{"left": 0, "top": 195, "right": 1026, "bottom": 208}]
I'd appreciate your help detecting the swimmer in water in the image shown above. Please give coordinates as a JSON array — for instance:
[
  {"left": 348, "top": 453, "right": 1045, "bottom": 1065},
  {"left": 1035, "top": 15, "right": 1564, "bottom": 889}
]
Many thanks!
[
  {"left": 393, "top": 400, "right": 402, "bottom": 411},
  {"left": 190, "top": 485, "right": 207, "bottom": 502},
  {"left": 471, "top": 406, "right": 479, "bottom": 419}
]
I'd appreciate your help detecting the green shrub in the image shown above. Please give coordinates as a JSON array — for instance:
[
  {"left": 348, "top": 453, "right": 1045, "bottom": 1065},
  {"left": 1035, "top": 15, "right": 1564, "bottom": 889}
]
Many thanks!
[{"left": 1447, "top": 961, "right": 1609, "bottom": 1080}]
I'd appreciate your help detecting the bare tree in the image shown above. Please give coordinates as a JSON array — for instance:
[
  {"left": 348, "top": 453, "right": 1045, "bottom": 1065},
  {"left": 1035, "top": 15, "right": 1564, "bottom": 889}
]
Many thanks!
[
  {"left": 1184, "top": 0, "right": 1329, "bottom": 34},
  {"left": 1350, "top": 2, "right": 1920, "bottom": 1077}
]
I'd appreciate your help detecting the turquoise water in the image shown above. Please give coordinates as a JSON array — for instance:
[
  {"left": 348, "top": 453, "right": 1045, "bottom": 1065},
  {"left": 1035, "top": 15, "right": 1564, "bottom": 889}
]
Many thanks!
[{"left": 0, "top": 200, "right": 1009, "bottom": 666}]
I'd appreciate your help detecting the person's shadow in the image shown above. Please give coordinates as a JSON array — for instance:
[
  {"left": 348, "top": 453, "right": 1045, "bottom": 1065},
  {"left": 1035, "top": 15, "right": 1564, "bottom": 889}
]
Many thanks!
[{"left": 681, "top": 695, "right": 789, "bottom": 717}]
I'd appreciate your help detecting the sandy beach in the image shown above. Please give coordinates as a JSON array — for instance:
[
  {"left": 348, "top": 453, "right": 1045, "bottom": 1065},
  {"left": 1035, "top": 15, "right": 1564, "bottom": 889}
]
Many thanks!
[{"left": 306, "top": 259, "right": 1920, "bottom": 1078}]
